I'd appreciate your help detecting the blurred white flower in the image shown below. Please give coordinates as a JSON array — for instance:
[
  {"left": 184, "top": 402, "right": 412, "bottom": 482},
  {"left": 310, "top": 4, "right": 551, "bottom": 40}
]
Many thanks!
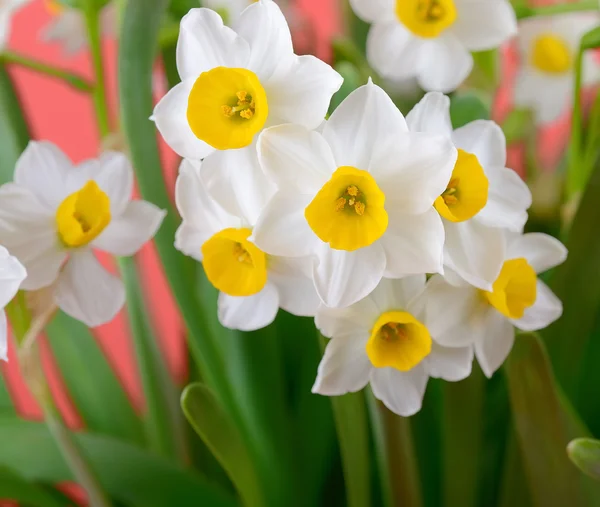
[
  {"left": 42, "top": 0, "right": 117, "bottom": 56},
  {"left": 175, "top": 159, "right": 320, "bottom": 331},
  {"left": 0, "top": 0, "right": 29, "bottom": 49},
  {"left": 350, "top": 0, "right": 517, "bottom": 92},
  {"left": 514, "top": 13, "right": 600, "bottom": 125},
  {"left": 152, "top": 1, "right": 342, "bottom": 222},
  {"left": 253, "top": 82, "right": 457, "bottom": 308},
  {"left": 0, "top": 246, "right": 26, "bottom": 361},
  {"left": 0, "top": 142, "right": 165, "bottom": 327},
  {"left": 424, "top": 231, "right": 567, "bottom": 377},
  {"left": 407, "top": 92, "right": 532, "bottom": 290},
  {"left": 313, "top": 276, "right": 473, "bottom": 416}
]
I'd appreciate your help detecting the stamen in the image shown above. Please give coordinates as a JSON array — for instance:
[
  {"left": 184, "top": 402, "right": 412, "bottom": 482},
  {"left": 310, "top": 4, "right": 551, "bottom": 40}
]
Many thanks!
[
  {"left": 347, "top": 185, "right": 359, "bottom": 197},
  {"left": 233, "top": 243, "right": 253, "bottom": 265},
  {"left": 221, "top": 105, "right": 234, "bottom": 117},
  {"left": 222, "top": 90, "right": 256, "bottom": 120},
  {"left": 239, "top": 109, "right": 254, "bottom": 119},
  {"left": 443, "top": 195, "right": 458, "bottom": 205},
  {"left": 336, "top": 184, "right": 367, "bottom": 215},
  {"left": 354, "top": 202, "right": 365, "bottom": 216},
  {"left": 236, "top": 90, "right": 248, "bottom": 103},
  {"left": 335, "top": 197, "right": 347, "bottom": 211}
]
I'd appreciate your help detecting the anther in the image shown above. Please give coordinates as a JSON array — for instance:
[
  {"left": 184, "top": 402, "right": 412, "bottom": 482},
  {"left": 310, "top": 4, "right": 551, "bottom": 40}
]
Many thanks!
[
  {"left": 347, "top": 185, "right": 359, "bottom": 197},
  {"left": 221, "top": 105, "right": 234, "bottom": 117},
  {"left": 335, "top": 197, "right": 347, "bottom": 211},
  {"left": 236, "top": 90, "right": 248, "bottom": 103},
  {"left": 354, "top": 202, "right": 365, "bottom": 216},
  {"left": 240, "top": 109, "right": 254, "bottom": 119}
]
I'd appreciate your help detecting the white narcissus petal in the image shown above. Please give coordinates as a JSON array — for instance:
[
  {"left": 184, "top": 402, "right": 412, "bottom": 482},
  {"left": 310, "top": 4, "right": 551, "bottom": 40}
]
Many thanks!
[
  {"left": 175, "top": 159, "right": 241, "bottom": 260},
  {"left": 322, "top": 82, "right": 408, "bottom": 170},
  {"left": 372, "top": 132, "right": 456, "bottom": 215},
  {"left": 267, "top": 256, "right": 321, "bottom": 317},
  {"left": 55, "top": 250, "right": 125, "bottom": 328},
  {"left": 381, "top": 208, "right": 445, "bottom": 278},
  {"left": 511, "top": 280, "right": 562, "bottom": 331},
  {"left": 349, "top": 0, "right": 395, "bottom": 23},
  {"left": 475, "top": 309, "right": 514, "bottom": 377},
  {"left": 217, "top": 282, "right": 279, "bottom": 331},
  {"left": 236, "top": 0, "right": 293, "bottom": 80},
  {"left": 425, "top": 341, "right": 473, "bottom": 381},
  {"left": 264, "top": 55, "right": 343, "bottom": 130},
  {"left": 369, "top": 276, "right": 427, "bottom": 315},
  {"left": 251, "top": 191, "right": 321, "bottom": 257},
  {"left": 452, "top": 120, "right": 507, "bottom": 169},
  {"left": 313, "top": 243, "right": 386, "bottom": 308},
  {"left": 312, "top": 334, "right": 372, "bottom": 396},
  {"left": 507, "top": 232, "right": 567, "bottom": 274},
  {"left": 315, "top": 299, "right": 380, "bottom": 339},
  {"left": 514, "top": 71, "right": 572, "bottom": 125},
  {"left": 0, "top": 184, "right": 65, "bottom": 291},
  {"left": 176, "top": 8, "right": 250, "bottom": 80},
  {"left": 0, "top": 246, "right": 26, "bottom": 309},
  {"left": 42, "top": 10, "right": 88, "bottom": 55},
  {"left": 92, "top": 201, "right": 166, "bottom": 257},
  {"left": 14, "top": 141, "right": 73, "bottom": 210},
  {"left": 367, "top": 22, "right": 427, "bottom": 81},
  {"left": 443, "top": 219, "right": 505, "bottom": 291},
  {"left": 201, "top": 144, "right": 276, "bottom": 226},
  {"left": 406, "top": 92, "right": 454, "bottom": 136},
  {"left": 257, "top": 125, "right": 335, "bottom": 194},
  {"left": 424, "top": 275, "right": 486, "bottom": 347},
  {"left": 152, "top": 78, "right": 214, "bottom": 160},
  {"left": 451, "top": 0, "right": 517, "bottom": 51},
  {"left": 370, "top": 366, "right": 428, "bottom": 417},
  {"left": 70, "top": 152, "right": 134, "bottom": 216},
  {"left": 477, "top": 167, "right": 531, "bottom": 232},
  {"left": 417, "top": 34, "right": 473, "bottom": 93},
  {"left": 0, "top": 311, "right": 7, "bottom": 361}
]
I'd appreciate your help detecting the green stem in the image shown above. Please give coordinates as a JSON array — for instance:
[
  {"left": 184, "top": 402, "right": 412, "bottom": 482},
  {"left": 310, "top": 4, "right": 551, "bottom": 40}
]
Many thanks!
[
  {"left": 567, "top": 48, "right": 585, "bottom": 199},
  {"left": 516, "top": 0, "right": 598, "bottom": 20},
  {"left": 0, "top": 52, "right": 93, "bottom": 92},
  {"left": 83, "top": 4, "right": 111, "bottom": 138}
]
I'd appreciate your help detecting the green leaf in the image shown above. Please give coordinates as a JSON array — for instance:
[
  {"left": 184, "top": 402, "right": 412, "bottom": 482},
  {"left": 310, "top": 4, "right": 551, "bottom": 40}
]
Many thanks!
[
  {"left": 449, "top": 92, "right": 490, "bottom": 129},
  {"left": 182, "top": 383, "right": 265, "bottom": 507},
  {"left": 366, "top": 390, "right": 422, "bottom": 507},
  {"left": 0, "top": 374, "right": 15, "bottom": 416},
  {"left": 46, "top": 311, "right": 143, "bottom": 445},
  {"left": 0, "top": 466, "right": 70, "bottom": 507},
  {"left": 442, "top": 366, "right": 485, "bottom": 507},
  {"left": 502, "top": 108, "right": 533, "bottom": 144},
  {"left": 0, "top": 416, "right": 237, "bottom": 507},
  {"left": 568, "top": 438, "right": 600, "bottom": 480},
  {"left": 580, "top": 26, "right": 600, "bottom": 51},
  {"left": 121, "top": 258, "right": 187, "bottom": 461},
  {"left": 498, "top": 432, "right": 533, "bottom": 507},
  {"left": 505, "top": 333, "right": 599, "bottom": 507},
  {"left": 0, "top": 64, "right": 30, "bottom": 183},
  {"left": 319, "top": 333, "right": 371, "bottom": 507},
  {"left": 545, "top": 156, "right": 600, "bottom": 400}
]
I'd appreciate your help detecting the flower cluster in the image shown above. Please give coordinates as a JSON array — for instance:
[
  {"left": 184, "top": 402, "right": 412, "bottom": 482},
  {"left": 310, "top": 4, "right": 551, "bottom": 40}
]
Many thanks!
[{"left": 151, "top": 0, "right": 567, "bottom": 416}]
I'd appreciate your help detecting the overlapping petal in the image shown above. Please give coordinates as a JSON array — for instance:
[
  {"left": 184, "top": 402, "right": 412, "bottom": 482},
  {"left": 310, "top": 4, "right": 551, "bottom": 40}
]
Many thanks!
[{"left": 218, "top": 282, "right": 280, "bottom": 331}]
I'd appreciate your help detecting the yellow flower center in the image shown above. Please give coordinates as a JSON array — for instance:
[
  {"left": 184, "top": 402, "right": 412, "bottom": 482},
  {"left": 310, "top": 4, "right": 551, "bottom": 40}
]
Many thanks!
[
  {"left": 396, "top": 0, "right": 457, "bottom": 39},
  {"left": 201, "top": 227, "right": 268, "bottom": 297},
  {"left": 366, "top": 311, "right": 432, "bottom": 371},
  {"left": 187, "top": 67, "right": 268, "bottom": 151},
  {"left": 56, "top": 181, "right": 111, "bottom": 248},
  {"left": 483, "top": 258, "right": 537, "bottom": 319},
  {"left": 44, "top": 0, "right": 64, "bottom": 14},
  {"left": 434, "top": 149, "right": 488, "bottom": 223},
  {"left": 304, "top": 166, "right": 388, "bottom": 251},
  {"left": 531, "top": 34, "right": 572, "bottom": 74}
]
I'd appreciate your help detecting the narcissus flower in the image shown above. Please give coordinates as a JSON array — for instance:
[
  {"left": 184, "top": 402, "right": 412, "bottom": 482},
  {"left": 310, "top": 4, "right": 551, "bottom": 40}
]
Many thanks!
[
  {"left": 515, "top": 13, "right": 600, "bottom": 124},
  {"left": 175, "top": 159, "right": 320, "bottom": 331},
  {"left": 407, "top": 92, "right": 532, "bottom": 290},
  {"left": 0, "top": 246, "right": 26, "bottom": 361},
  {"left": 0, "top": 142, "right": 165, "bottom": 327},
  {"left": 152, "top": 1, "right": 342, "bottom": 221},
  {"left": 42, "top": 0, "right": 116, "bottom": 55},
  {"left": 0, "top": 0, "right": 29, "bottom": 49},
  {"left": 350, "top": 0, "right": 517, "bottom": 92},
  {"left": 424, "top": 232, "right": 567, "bottom": 377},
  {"left": 313, "top": 276, "right": 473, "bottom": 416},
  {"left": 253, "top": 82, "right": 457, "bottom": 308}
]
